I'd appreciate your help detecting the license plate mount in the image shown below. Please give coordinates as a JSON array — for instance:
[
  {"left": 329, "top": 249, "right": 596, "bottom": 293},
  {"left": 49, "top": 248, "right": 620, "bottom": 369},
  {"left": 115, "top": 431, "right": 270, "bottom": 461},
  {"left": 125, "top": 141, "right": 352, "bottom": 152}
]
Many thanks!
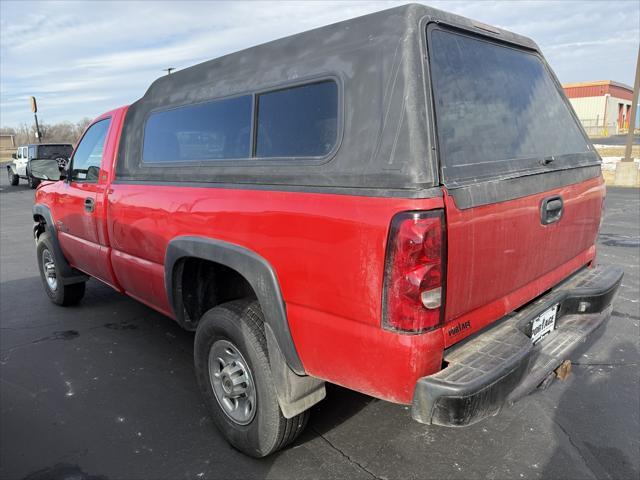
[{"left": 531, "top": 304, "right": 558, "bottom": 345}]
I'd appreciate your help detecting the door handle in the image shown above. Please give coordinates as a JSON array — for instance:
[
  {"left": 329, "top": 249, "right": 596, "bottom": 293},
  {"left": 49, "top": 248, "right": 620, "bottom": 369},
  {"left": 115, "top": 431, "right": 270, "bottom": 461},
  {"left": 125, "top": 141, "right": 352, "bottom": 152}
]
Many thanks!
[
  {"left": 84, "top": 197, "right": 95, "bottom": 213},
  {"left": 545, "top": 199, "right": 563, "bottom": 212},
  {"left": 540, "top": 196, "right": 563, "bottom": 225}
]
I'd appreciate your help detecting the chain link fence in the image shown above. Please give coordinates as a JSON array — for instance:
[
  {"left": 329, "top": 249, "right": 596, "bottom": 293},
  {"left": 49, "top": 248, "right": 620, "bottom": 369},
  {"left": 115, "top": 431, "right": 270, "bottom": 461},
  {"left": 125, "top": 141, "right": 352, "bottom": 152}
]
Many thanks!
[
  {"left": 580, "top": 118, "right": 637, "bottom": 137},
  {"left": 580, "top": 118, "right": 616, "bottom": 137}
]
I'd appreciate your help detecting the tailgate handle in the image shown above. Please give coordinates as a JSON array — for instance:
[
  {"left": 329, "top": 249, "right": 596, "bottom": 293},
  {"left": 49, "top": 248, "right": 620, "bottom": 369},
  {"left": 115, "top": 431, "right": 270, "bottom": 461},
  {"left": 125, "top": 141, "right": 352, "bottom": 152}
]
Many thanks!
[{"left": 541, "top": 196, "right": 563, "bottom": 225}]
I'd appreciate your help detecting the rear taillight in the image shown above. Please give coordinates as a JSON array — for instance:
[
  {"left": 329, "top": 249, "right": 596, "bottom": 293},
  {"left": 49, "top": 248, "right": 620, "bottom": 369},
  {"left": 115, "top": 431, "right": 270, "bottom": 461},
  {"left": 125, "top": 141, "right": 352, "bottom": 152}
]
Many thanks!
[{"left": 382, "top": 210, "right": 445, "bottom": 333}]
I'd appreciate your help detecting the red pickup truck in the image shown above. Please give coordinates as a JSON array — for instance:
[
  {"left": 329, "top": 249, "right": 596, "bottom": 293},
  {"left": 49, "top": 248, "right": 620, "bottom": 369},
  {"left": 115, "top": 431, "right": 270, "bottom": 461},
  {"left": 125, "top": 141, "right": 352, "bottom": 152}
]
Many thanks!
[{"left": 30, "top": 4, "right": 622, "bottom": 457}]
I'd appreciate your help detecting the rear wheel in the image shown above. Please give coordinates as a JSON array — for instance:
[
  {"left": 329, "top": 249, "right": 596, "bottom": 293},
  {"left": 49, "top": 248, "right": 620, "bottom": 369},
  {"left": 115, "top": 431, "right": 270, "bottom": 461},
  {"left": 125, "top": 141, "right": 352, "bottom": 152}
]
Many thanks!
[
  {"left": 194, "top": 299, "right": 308, "bottom": 457},
  {"left": 7, "top": 168, "right": 18, "bottom": 186},
  {"left": 37, "top": 232, "right": 86, "bottom": 306},
  {"left": 28, "top": 172, "right": 40, "bottom": 189}
]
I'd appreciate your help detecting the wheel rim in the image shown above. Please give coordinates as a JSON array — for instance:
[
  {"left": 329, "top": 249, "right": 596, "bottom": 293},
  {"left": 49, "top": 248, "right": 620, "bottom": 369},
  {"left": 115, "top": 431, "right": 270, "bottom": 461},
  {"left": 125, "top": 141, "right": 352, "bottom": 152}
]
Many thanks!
[
  {"left": 208, "top": 339, "right": 256, "bottom": 425},
  {"left": 42, "top": 248, "right": 58, "bottom": 291}
]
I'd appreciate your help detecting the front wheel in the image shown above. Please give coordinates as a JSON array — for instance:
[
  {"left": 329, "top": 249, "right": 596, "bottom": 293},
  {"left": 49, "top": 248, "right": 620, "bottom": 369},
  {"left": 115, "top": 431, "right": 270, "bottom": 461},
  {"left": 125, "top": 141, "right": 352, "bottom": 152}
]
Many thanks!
[
  {"left": 37, "top": 232, "right": 86, "bottom": 306},
  {"left": 7, "top": 168, "right": 18, "bottom": 186},
  {"left": 194, "top": 299, "right": 309, "bottom": 457}
]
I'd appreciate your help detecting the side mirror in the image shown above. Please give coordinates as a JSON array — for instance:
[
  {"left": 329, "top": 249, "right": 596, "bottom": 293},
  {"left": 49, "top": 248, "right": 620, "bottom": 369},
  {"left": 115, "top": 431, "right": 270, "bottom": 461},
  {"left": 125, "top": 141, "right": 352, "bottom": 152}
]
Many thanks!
[
  {"left": 29, "top": 159, "right": 63, "bottom": 181},
  {"left": 11, "top": 153, "right": 16, "bottom": 159}
]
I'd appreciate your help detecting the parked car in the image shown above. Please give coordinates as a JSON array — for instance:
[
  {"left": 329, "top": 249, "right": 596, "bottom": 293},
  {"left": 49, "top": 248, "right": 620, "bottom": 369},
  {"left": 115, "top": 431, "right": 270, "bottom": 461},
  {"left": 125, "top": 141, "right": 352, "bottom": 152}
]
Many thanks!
[
  {"left": 7, "top": 143, "right": 73, "bottom": 188},
  {"left": 29, "top": 4, "right": 622, "bottom": 458}
]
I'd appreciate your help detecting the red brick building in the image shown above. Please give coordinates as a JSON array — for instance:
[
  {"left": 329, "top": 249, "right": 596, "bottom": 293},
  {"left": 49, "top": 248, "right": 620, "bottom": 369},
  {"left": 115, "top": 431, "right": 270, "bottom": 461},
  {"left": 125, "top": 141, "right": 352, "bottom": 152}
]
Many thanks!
[{"left": 563, "top": 80, "right": 633, "bottom": 136}]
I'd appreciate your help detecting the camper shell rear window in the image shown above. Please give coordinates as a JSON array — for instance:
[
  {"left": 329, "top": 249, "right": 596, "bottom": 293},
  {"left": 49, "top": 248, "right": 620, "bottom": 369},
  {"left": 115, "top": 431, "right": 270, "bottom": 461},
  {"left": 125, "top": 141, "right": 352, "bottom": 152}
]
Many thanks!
[{"left": 427, "top": 27, "right": 598, "bottom": 187}]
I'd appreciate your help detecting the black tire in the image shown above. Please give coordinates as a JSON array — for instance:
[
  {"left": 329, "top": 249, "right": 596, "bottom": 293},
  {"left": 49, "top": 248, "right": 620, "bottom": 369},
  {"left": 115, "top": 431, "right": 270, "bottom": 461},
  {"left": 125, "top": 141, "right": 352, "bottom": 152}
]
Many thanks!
[
  {"left": 7, "top": 168, "right": 18, "bottom": 186},
  {"left": 37, "top": 232, "right": 86, "bottom": 306},
  {"left": 194, "top": 299, "right": 309, "bottom": 457},
  {"left": 28, "top": 173, "right": 40, "bottom": 189}
]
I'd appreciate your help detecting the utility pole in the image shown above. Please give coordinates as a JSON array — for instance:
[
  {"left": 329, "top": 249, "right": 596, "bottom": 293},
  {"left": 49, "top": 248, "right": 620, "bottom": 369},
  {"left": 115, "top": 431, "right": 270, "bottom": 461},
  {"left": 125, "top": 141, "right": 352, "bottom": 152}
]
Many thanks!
[
  {"left": 623, "top": 45, "right": 640, "bottom": 163},
  {"left": 30, "top": 96, "right": 42, "bottom": 143},
  {"left": 162, "top": 67, "right": 176, "bottom": 75}
]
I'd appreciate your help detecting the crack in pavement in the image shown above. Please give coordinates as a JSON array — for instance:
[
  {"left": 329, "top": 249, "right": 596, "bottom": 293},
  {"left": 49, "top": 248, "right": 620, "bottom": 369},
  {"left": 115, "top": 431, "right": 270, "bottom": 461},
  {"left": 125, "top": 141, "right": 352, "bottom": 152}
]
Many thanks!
[
  {"left": 552, "top": 416, "right": 610, "bottom": 480},
  {"left": 0, "top": 331, "right": 80, "bottom": 363},
  {"left": 0, "top": 321, "right": 125, "bottom": 363},
  {"left": 310, "top": 427, "right": 382, "bottom": 480}
]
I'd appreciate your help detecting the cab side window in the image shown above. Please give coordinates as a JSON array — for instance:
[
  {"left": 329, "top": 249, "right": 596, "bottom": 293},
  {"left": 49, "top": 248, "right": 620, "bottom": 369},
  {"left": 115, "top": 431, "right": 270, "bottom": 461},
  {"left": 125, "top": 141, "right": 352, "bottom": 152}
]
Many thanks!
[
  {"left": 71, "top": 119, "right": 111, "bottom": 182},
  {"left": 29, "top": 146, "right": 36, "bottom": 159}
]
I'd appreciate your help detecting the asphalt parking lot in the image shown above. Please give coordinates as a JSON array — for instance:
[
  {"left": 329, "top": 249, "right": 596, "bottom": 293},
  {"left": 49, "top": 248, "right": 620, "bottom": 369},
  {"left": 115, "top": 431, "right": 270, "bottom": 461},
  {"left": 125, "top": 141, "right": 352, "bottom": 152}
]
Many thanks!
[{"left": 1, "top": 175, "right": 638, "bottom": 480}]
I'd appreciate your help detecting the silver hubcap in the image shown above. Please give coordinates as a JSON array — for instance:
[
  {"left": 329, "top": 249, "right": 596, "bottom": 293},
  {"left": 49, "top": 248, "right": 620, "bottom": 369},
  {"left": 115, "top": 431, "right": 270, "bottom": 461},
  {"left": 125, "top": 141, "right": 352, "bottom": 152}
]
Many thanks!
[
  {"left": 208, "top": 340, "right": 256, "bottom": 425},
  {"left": 42, "top": 249, "right": 58, "bottom": 291}
]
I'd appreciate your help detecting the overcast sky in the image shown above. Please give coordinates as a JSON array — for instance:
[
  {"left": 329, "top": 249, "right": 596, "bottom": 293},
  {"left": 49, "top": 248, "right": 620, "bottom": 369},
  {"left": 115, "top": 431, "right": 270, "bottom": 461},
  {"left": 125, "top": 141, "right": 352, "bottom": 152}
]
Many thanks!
[{"left": 1, "top": 1, "right": 638, "bottom": 127}]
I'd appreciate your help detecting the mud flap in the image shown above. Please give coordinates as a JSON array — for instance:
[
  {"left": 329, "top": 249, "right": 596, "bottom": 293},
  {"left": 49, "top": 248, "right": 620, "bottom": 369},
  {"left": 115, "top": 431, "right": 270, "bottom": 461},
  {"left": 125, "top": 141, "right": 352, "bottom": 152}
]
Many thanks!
[{"left": 265, "top": 323, "right": 326, "bottom": 418}]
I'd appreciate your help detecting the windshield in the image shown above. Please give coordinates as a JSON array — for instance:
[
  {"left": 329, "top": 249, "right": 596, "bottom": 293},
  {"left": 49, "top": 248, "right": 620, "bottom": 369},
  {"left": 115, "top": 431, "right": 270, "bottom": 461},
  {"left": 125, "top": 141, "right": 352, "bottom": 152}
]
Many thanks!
[
  {"left": 35, "top": 145, "right": 73, "bottom": 159},
  {"left": 428, "top": 28, "right": 595, "bottom": 186}
]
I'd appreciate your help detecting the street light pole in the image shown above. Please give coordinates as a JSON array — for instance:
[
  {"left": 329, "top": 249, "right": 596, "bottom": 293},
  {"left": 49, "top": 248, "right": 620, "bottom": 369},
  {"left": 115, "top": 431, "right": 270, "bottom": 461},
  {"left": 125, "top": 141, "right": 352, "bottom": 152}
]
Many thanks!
[
  {"left": 30, "top": 96, "right": 42, "bottom": 143},
  {"left": 623, "top": 46, "right": 640, "bottom": 163},
  {"left": 34, "top": 113, "right": 42, "bottom": 144}
]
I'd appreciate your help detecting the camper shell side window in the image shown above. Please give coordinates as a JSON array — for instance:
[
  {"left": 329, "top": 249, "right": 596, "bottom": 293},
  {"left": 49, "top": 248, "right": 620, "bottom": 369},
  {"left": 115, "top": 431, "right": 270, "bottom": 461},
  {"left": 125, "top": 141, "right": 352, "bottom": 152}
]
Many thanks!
[{"left": 141, "top": 79, "right": 339, "bottom": 165}]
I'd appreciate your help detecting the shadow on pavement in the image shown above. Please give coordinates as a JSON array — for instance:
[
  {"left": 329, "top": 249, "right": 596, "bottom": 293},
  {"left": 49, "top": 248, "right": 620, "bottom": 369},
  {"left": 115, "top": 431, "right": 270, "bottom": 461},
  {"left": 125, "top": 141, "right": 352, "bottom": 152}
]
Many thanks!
[
  {"left": 0, "top": 273, "right": 372, "bottom": 480},
  {"left": 305, "top": 383, "right": 375, "bottom": 438},
  {"left": 0, "top": 183, "right": 35, "bottom": 195}
]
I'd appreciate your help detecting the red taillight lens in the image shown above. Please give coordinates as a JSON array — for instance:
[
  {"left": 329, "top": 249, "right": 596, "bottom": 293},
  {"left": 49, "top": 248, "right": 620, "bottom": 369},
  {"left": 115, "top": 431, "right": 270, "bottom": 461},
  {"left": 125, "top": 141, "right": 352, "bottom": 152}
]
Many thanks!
[{"left": 383, "top": 211, "right": 445, "bottom": 333}]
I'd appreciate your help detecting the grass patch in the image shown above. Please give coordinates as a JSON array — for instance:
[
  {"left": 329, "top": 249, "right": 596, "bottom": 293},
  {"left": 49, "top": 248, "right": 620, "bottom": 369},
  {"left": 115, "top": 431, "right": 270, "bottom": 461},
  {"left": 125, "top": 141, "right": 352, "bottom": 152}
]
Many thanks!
[{"left": 595, "top": 146, "right": 640, "bottom": 158}]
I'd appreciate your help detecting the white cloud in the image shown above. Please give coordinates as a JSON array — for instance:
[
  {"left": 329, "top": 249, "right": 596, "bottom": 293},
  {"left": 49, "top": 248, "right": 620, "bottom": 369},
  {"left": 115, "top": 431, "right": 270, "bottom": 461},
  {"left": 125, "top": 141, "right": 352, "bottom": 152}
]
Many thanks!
[{"left": 1, "top": 0, "right": 638, "bottom": 126}]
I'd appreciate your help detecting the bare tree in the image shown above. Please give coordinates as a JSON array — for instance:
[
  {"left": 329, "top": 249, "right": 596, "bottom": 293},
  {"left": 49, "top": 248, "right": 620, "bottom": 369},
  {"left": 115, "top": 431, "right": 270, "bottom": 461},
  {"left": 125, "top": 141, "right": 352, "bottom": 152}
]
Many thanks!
[
  {"left": 1, "top": 118, "right": 95, "bottom": 146},
  {"left": 76, "top": 117, "right": 92, "bottom": 134}
]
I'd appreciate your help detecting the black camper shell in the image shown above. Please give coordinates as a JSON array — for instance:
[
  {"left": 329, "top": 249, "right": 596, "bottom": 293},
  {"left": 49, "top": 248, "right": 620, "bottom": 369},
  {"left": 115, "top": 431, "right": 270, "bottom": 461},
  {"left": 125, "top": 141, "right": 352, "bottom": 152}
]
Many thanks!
[{"left": 116, "top": 3, "right": 599, "bottom": 199}]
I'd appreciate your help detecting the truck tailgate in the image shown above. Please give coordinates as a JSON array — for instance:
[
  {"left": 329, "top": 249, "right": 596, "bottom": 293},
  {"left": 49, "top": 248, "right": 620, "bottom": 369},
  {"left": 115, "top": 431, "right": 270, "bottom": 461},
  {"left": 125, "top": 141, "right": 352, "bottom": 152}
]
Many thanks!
[
  {"left": 426, "top": 27, "right": 605, "bottom": 345},
  {"left": 442, "top": 174, "right": 604, "bottom": 345}
]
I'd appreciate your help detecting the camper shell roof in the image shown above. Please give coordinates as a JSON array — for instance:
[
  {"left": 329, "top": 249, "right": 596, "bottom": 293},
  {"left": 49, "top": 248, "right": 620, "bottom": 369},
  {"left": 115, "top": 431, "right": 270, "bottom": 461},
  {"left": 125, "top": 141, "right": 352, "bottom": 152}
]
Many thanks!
[{"left": 116, "top": 3, "right": 540, "bottom": 196}]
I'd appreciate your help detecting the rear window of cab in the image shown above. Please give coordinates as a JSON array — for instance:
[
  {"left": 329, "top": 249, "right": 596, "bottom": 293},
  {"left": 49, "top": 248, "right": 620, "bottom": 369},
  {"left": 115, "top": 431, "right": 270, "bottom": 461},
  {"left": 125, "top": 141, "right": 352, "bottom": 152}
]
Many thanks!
[{"left": 142, "top": 80, "right": 338, "bottom": 163}]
